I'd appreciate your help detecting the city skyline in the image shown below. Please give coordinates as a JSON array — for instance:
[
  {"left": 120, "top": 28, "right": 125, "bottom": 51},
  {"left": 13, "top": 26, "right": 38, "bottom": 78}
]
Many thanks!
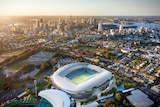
[{"left": 0, "top": 0, "right": 160, "bottom": 16}]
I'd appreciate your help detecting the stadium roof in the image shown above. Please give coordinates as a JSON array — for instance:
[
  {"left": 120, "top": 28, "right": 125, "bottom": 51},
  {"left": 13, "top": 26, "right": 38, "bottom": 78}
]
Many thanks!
[
  {"left": 51, "top": 63, "right": 112, "bottom": 94},
  {"left": 38, "top": 89, "right": 70, "bottom": 107}
]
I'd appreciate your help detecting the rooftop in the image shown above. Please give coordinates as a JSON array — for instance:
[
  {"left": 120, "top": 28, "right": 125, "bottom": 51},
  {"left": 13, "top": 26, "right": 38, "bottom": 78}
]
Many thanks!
[
  {"left": 127, "top": 89, "right": 154, "bottom": 107},
  {"left": 51, "top": 63, "right": 112, "bottom": 93},
  {"left": 38, "top": 89, "right": 70, "bottom": 107}
]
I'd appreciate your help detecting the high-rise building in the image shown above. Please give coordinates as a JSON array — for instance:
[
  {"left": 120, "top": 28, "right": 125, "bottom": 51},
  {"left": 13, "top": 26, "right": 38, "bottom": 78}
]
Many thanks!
[
  {"left": 89, "top": 17, "right": 93, "bottom": 25},
  {"left": 47, "top": 20, "right": 52, "bottom": 26},
  {"left": 75, "top": 17, "right": 78, "bottom": 21},
  {"left": 119, "top": 25, "right": 123, "bottom": 33},
  {"left": 92, "top": 18, "right": 96, "bottom": 26},
  {"left": 58, "top": 18, "right": 62, "bottom": 24},
  {"left": 81, "top": 18, "right": 85, "bottom": 24},
  {"left": 98, "top": 21, "right": 103, "bottom": 31},
  {"left": 39, "top": 18, "right": 43, "bottom": 23},
  {"left": 36, "top": 19, "right": 40, "bottom": 28}
]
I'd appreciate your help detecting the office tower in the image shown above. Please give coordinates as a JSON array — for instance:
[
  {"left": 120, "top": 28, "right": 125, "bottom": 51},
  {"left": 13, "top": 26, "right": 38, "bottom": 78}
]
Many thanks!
[
  {"left": 57, "top": 24, "right": 61, "bottom": 31},
  {"left": 74, "top": 17, "right": 79, "bottom": 26},
  {"left": 89, "top": 17, "right": 93, "bottom": 25},
  {"left": 119, "top": 25, "right": 123, "bottom": 33},
  {"left": 70, "top": 15, "right": 72, "bottom": 22},
  {"left": 98, "top": 21, "right": 103, "bottom": 31},
  {"left": 39, "top": 18, "right": 44, "bottom": 27},
  {"left": 81, "top": 18, "right": 85, "bottom": 27},
  {"left": 36, "top": 19, "right": 40, "bottom": 28},
  {"left": 40, "top": 18, "right": 43, "bottom": 23},
  {"left": 92, "top": 18, "right": 96, "bottom": 26},
  {"left": 110, "top": 29, "right": 115, "bottom": 36},
  {"left": 58, "top": 18, "right": 62, "bottom": 24},
  {"left": 81, "top": 18, "right": 85, "bottom": 24},
  {"left": 47, "top": 20, "right": 52, "bottom": 26}
]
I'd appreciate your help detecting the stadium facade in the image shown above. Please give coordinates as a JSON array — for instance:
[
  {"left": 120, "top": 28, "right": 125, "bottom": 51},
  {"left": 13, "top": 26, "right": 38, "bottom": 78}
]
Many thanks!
[{"left": 51, "top": 63, "right": 114, "bottom": 99}]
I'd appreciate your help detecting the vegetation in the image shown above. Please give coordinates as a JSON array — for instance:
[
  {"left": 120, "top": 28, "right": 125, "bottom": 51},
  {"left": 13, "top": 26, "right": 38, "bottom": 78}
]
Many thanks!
[
  {"left": 104, "top": 99, "right": 116, "bottom": 107},
  {"left": 0, "top": 50, "right": 25, "bottom": 57},
  {"left": 101, "top": 50, "right": 118, "bottom": 60},
  {"left": 78, "top": 45, "right": 97, "bottom": 51},
  {"left": 116, "top": 79, "right": 122, "bottom": 87},
  {"left": 10, "top": 61, "right": 30, "bottom": 70},
  {"left": 114, "top": 91, "right": 130, "bottom": 106},
  {"left": 4, "top": 83, "right": 11, "bottom": 91},
  {"left": 37, "top": 81, "right": 48, "bottom": 90},
  {"left": 10, "top": 60, "right": 43, "bottom": 70},
  {"left": 40, "top": 61, "right": 52, "bottom": 71},
  {"left": 19, "top": 64, "right": 35, "bottom": 74},
  {"left": 124, "top": 83, "right": 136, "bottom": 89},
  {"left": 80, "top": 96, "right": 97, "bottom": 105},
  {"left": 0, "top": 47, "right": 40, "bottom": 66},
  {"left": 122, "top": 99, "right": 129, "bottom": 107},
  {"left": 115, "top": 75, "right": 136, "bottom": 89},
  {"left": 0, "top": 78, "right": 2, "bottom": 88},
  {"left": 3, "top": 95, "right": 37, "bottom": 107},
  {"left": 25, "top": 88, "right": 31, "bottom": 94},
  {"left": 101, "top": 87, "right": 117, "bottom": 96},
  {"left": 99, "top": 91, "right": 130, "bottom": 107},
  {"left": 115, "top": 92, "right": 122, "bottom": 101}
]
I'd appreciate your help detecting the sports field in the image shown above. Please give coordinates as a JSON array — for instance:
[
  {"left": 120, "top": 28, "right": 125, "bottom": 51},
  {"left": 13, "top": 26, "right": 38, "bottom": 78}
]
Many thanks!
[
  {"left": 70, "top": 72, "right": 91, "bottom": 85},
  {"left": 0, "top": 50, "right": 25, "bottom": 57}
]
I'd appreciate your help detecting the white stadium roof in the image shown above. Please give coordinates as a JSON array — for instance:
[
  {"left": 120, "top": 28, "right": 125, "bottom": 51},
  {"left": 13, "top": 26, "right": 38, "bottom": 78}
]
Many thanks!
[
  {"left": 38, "top": 89, "right": 70, "bottom": 107},
  {"left": 51, "top": 63, "right": 112, "bottom": 94}
]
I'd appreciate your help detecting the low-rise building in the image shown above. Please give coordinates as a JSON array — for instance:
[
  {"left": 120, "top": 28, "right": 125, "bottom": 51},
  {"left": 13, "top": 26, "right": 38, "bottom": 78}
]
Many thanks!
[
  {"left": 127, "top": 89, "right": 154, "bottom": 107},
  {"left": 151, "top": 85, "right": 160, "bottom": 94}
]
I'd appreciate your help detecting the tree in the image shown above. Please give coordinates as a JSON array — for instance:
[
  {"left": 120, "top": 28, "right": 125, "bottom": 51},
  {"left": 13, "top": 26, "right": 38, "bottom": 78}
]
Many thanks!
[
  {"left": 4, "top": 83, "right": 11, "bottom": 91},
  {"left": 98, "top": 105, "right": 104, "bottom": 107},
  {"left": 104, "top": 100, "right": 112, "bottom": 107},
  {"left": 40, "top": 61, "right": 52, "bottom": 71},
  {"left": 124, "top": 83, "right": 135, "bottom": 89},
  {"left": 115, "top": 92, "right": 121, "bottom": 101},
  {"left": 108, "top": 104, "right": 116, "bottom": 107},
  {"left": 0, "top": 78, "right": 2, "bottom": 88},
  {"left": 122, "top": 99, "right": 129, "bottom": 107},
  {"left": 25, "top": 88, "right": 31, "bottom": 94},
  {"left": 54, "top": 66, "right": 58, "bottom": 71},
  {"left": 116, "top": 79, "right": 122, "bottom": 86},
  {"left": 53, "top": 58, "right": 58, "bottom": 64},
  {"left": 19, "top": 64, "right": 35, "bottom": 74}
]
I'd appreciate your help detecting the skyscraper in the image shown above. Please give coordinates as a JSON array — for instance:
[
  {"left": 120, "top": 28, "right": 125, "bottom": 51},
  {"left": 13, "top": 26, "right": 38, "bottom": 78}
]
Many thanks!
[
  {"left": 39, "top": 18, "right": 43, "bottom": 23},
  {"left": 36, "top": 19, "right": 40, "bottom": 28},
  {"left": 119, "top": 25, "right": 123, "bottom": 33},
  {"left": 92, "top": 18, "right": 96, "bottom": 26},
  {"left": 89, "top": 17, "right": 93, "bottom": 25},
  {"left": 98, "top": 21, "right": 103, "bottom": 31}
]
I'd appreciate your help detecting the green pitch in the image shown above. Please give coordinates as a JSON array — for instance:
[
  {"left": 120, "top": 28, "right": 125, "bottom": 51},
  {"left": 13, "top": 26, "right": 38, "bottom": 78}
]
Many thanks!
[{"left": 70, "top": 73, "right": 91, "bottom": 85}]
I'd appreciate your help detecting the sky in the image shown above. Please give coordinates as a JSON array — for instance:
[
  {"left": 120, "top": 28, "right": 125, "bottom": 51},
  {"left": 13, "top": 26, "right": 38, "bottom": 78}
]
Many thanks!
[{"left": 0, "top": 0, "right": 160, "bottom": 16}]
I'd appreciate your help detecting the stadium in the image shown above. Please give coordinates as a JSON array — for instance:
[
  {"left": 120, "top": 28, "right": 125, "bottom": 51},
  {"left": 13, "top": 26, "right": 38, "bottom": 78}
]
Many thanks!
[{"left": 51, "top": 63, "right": 114, "bottom": 99}]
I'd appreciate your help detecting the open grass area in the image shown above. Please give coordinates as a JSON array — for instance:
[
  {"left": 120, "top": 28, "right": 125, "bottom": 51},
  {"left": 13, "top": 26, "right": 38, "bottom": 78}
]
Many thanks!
[
  {"left": 78, "top": 46, "right": 107, "bottom": 52},
  {"left": 37, "top": 82, "right": 48, "bottom": 90},
  {"left": 78, "top": 46, "right": 98, "bottom": 51},
  {"left": 10, "top": 61, "right": 29, "bottom": 70},
  {"left": 0, "top": 50, "right": 25, "bottom": 57},
  {"left": 9, "top": 60, "right": 43, "bottom": 70},
  {"left": 70, "top": 73, "right": 91, "bottom": 85},
  {"left": 7, "top": 51, "right": 51, "bottom": 70}
]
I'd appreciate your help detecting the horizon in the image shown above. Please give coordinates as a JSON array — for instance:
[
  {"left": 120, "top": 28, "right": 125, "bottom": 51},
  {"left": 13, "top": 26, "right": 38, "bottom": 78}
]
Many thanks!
[{"left": 1, "top": 0, "right": 160, "bottom": 16}]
